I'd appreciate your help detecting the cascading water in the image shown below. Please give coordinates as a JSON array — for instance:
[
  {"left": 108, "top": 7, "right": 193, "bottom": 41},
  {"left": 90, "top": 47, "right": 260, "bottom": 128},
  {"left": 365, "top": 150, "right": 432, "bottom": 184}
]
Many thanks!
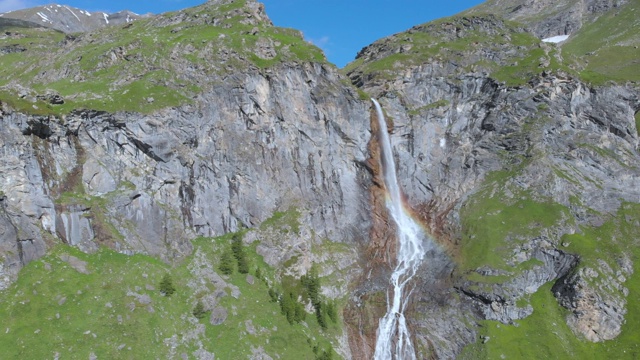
[{"left": 372, "top": 99, "right": 427, "bottom": 360}]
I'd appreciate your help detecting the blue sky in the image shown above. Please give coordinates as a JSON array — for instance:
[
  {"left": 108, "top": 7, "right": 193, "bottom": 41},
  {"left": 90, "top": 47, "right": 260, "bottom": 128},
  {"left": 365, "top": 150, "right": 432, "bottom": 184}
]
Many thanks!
[{"left": 0, "top": 0, "right": 485, "bottom": 67}]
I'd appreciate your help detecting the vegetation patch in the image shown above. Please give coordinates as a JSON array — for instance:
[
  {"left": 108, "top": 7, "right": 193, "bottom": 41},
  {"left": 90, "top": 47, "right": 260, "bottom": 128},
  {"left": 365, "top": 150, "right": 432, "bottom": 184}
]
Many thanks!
[
  {"left": 0, "top": 215, "right": 344, "bottom": 359},
  {"left": 491, "top": 47, "right": 569, "bottom": 86},
  {"left": 259, "top": 208, "right": 301, "bottom": 234},
  {"left": 459, "top": 171, "right": 570, "bottom": 273},
  {"left": 408, "top": 99, "right": 450, "bottom": 115},
  {"left": 460, "top": 203, "right": 640, "bottom": 359}
]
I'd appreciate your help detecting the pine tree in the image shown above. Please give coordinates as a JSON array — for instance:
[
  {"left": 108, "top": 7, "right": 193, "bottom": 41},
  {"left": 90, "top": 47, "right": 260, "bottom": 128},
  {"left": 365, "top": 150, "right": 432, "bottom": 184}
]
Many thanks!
[
  {"left": 315, "top": 302, "right": 327, "bottom": 329},
  {"left": 231, "top": 233, "right": 243, "bottom": 259},
  {"left": 326, "top": 300, "right": 338, "bottom": 323},
  {"left": 237, "top": 254, "right": 250, "bottom": 274},
  {"left": 159, "top": 273, "right": 176, "bottom": 296},
  {"left": 306, "top": 265, "right": 320, "bottom": 306},
  {"left": 294, "top": 301, "right": 306, "bottom": 323},
  {"left": 231, "top": 233, "right": 250, "bottom": 274},
  {"left": 317, "top": 349, "right": 333, "bottom": 360},
  {"left": 280, "top": 291, "right": 296, "bottom": 324},
  {"left": 219, "top": 248, "right": 235, "bottom": 275},
  {"left": 268, "top": 288, "right": 279, "bottom": 302}
]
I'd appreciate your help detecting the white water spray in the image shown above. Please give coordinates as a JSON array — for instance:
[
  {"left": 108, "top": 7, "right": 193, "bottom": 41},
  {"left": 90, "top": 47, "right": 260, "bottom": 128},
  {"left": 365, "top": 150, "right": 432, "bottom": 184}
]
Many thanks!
[{"left": 372, "top": 99, "right": 426, "bottom": 360}]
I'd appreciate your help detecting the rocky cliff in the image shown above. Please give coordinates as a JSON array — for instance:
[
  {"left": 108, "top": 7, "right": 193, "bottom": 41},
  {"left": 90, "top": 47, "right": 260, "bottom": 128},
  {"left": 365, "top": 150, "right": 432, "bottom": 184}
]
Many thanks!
[
  {"left": 0, "top": 60, "right": 374, "bottom": 280},
  {"left": 1, "top": 0, "right": 640, "bottom": 359}
]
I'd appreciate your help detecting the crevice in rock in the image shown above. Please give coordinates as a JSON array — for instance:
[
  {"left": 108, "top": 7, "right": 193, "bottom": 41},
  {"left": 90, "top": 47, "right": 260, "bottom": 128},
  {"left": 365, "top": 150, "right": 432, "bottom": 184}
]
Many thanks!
[
  {"left": 455, "top": 286, "right": 503, "bottom": 306},
  {"left": 128, "top": 136, "right": 166, "bottom": 162}
]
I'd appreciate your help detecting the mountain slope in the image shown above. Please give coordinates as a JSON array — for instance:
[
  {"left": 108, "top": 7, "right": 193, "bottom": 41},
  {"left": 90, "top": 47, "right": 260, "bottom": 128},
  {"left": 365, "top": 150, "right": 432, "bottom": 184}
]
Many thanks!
[
  {"left": 0, "top": 0, "right": 639, "bottom": 359},
  {"left": 562, "top": 0, "right": 640, "bottom": 83},
  {"left": 465, "top": 0, "right": 630, "bottom": 38},
  {"left": 0, "top": 0, "right": 326, "bottom": 114},
  {"left": 463, "top": 0, "right": 640, "bottom": 84}
]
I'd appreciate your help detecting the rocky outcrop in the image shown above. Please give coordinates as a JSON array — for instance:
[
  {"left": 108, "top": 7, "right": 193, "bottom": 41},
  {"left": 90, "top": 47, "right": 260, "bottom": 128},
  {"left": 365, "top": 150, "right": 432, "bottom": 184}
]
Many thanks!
[
  {"left": 553, "top": 256, "right": 633, "bottom": 342},
  {"left": 459, "top": 237, "right": 579, "bottom": 324}
]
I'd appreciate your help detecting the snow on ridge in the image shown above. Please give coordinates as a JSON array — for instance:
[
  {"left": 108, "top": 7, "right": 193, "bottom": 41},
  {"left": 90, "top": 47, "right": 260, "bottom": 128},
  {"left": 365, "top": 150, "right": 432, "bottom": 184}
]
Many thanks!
[
  {"left": 542, "top": 34, "right": 569, "bottom": 43},
  {"left": 103, "top": 12, "right": 109, "bottom": 24}
]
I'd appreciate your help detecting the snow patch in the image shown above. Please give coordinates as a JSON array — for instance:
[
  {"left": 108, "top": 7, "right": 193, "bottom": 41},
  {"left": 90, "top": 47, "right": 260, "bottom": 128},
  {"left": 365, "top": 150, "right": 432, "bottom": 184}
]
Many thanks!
[
  {"left": 36, "top": 12, "right": 51, "bottom": 23},
  {"left": 542, "top": 35, "right": 569, "bottom": 43},
  {"left": 64, "top": 6, "right": 80, "bottom": 22},
  {"left": 103, "top": 12, "right": 109, "bottom": 24},
  {"left": 440, "top": 138, "right": 446, "bottom": 148}
]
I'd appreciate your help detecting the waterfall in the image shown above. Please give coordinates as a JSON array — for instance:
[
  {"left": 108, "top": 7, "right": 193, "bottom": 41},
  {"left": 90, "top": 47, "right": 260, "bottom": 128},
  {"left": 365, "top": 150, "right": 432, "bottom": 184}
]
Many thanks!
[{"left": 372, "top": 99, "right": 426, "bottom": 360}]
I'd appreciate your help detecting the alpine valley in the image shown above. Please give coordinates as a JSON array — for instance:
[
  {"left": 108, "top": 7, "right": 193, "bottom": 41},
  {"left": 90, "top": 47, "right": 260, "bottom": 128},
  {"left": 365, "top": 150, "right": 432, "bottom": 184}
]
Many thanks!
[{"left": 0, "top": 0, "right": 639, "bottom": 359}]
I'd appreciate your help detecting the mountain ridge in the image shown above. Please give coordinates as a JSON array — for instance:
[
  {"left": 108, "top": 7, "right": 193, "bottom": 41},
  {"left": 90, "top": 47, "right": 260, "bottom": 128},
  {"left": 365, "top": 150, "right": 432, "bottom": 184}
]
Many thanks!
[{"left": 0, "top": 4, "right": 145, "bottom": 33}]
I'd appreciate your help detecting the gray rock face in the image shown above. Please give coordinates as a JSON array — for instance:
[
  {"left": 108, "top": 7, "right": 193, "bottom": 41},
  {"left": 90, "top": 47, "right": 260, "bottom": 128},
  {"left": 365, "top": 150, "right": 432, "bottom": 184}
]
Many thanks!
[
  {"left": 59, "top": 254, "right": 90, "bottom": 274},
  {"left": 459, "top": 238, "right": 579, "bottom": 324},
  {"left": 0, "top": 199, "right": 19, "bottom": 290},
  {"left": 56, "top": 205, "right": 95, "bottom": 251}
]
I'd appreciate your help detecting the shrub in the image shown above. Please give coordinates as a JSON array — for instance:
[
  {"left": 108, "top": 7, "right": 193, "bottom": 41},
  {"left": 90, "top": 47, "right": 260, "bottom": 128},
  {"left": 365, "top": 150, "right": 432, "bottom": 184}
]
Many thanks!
[{"left": 193, "top": 300, "right": 207, "bottom": 319}]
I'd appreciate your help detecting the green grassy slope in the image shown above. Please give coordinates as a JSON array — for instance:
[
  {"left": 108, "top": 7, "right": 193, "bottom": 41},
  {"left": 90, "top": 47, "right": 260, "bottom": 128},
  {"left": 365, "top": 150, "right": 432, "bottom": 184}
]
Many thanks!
[
  {"left": 0, "top": 213, "right": 343, "bottom": 359},
  {"left": 343, "top": 15, "right": 571, "bottom": 87},
  {"left": 562, "top": 0, "right": 640, "bottom": 85}
]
